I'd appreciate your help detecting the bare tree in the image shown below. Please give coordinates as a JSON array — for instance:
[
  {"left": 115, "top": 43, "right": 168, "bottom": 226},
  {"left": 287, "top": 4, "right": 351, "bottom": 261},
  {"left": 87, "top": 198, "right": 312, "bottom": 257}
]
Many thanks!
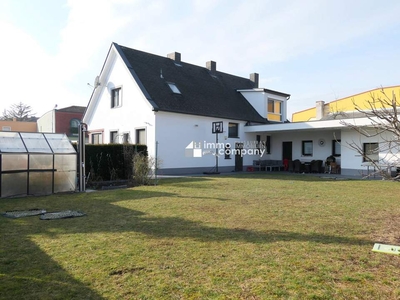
[
  {"left": 340, "top": 88, "right": 400, "bottom": 180},
  {"left": 1, "top": 102, "right": 36, "bottom": 121}
]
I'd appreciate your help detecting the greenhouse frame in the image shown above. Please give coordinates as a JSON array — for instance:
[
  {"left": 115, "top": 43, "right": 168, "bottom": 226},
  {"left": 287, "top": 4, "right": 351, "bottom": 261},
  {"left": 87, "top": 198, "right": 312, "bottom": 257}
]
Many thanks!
[{"left": 0, "top": 132, "right": 77, "bottom": 198}]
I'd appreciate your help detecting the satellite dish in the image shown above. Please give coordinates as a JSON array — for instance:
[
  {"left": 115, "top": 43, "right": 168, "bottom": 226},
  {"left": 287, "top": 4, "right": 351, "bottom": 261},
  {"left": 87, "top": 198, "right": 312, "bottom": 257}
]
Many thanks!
[{"left": 94, "top": 76, "right": 101, "bottom": 88}]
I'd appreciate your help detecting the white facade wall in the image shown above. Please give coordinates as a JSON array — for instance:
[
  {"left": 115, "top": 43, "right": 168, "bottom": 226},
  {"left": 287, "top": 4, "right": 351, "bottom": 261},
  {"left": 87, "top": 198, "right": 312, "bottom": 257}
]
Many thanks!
[
  {"left": 261, "top": 130, "right": 342, "bottom": 162},
  {"left": 37, "top": 110, "right": 54, "bottom": 133},
  {"left": 240, "top": 91, "right": 266, "bottom": 117},
  {"left": 154, "top": 112, "right": 262, "bottom": 172},
  {"left": 341, "top": 129, "right": 400, "bottom": 176},
  {"left": 86, "top": 52, "right": 156, "bottom": 156}
]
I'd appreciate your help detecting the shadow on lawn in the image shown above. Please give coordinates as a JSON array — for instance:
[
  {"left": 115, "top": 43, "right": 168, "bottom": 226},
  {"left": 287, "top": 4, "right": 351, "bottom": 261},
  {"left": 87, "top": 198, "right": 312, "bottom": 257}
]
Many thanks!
[
  {"left": 0, "top": 219, "right": 104, "bottom": 300},
  {"left": 0, "top": 188, "right": 369, "bottom": 298}
]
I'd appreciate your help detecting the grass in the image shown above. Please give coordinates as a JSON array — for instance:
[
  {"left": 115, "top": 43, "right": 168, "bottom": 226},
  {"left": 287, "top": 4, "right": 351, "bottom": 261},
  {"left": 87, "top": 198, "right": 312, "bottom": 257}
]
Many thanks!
[{"left": 1, "top": 173, "right": 400, "bottom": 299}]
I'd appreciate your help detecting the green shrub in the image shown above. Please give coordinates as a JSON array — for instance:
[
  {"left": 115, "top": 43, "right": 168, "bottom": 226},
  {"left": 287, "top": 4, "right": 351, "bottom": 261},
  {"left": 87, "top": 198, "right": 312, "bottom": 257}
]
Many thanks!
[{"left": 132, "top": 152, "right": 153, "bottom": 185}]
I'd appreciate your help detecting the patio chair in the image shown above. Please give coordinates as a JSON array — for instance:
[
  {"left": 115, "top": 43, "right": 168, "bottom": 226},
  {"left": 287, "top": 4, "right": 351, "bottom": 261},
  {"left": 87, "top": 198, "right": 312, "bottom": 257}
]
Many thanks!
[
  {"left": 288, "top": 160, "right": 294, "bottom": 172},
  {"left": 293, "top": 159, "right": 302, "bottom": 173},
  {"left": 311, "top": 160, "right": 323, "bottom": 173}
]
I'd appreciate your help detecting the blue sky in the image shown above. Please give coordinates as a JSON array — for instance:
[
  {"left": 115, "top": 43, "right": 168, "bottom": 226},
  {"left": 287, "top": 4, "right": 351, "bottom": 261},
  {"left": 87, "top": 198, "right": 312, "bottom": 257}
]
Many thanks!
[{"left": 1, "top": 0, "right": 399, "bottom": 120}]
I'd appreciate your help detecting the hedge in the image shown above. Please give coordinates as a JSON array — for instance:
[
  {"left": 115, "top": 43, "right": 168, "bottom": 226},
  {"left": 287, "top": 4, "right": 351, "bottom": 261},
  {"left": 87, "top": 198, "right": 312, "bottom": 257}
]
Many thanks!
[{"left": 74, "top": 144, "right": 147, "bottom": 181}]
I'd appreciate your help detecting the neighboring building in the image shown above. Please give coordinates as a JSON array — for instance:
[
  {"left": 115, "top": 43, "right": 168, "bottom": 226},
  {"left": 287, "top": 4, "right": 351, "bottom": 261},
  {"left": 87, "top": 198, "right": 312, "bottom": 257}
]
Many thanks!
[
  {"left": 0, "top": 118, "right": 37, "bottom": 132},
  {"left": 83, "top": 42, "right": 400, "bottom": 176},
  {"left": 292, "top": 86, "right": 400, "bottom": 122},
  {"left": 38, "top": 106, "right": 85, "bottom": 142}
]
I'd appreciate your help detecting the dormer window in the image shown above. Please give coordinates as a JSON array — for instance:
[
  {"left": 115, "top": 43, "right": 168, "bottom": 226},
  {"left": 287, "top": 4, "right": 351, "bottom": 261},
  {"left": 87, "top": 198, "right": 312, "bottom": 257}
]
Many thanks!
[
  {"left": 167, "top": 82, "right": 181, "bottom": 94},
  {"left": 267, "top": 99, "right": 283, "bottom": 121}
]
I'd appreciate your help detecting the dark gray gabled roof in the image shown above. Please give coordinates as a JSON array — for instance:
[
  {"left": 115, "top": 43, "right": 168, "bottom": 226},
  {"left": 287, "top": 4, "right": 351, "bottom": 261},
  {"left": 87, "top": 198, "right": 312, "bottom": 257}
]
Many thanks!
[
  {"left": 114, "top": 43, "right": 267, "bottom": 123},
  {"left": 57, "top": 106, "right": 86, "bottom": 113}
]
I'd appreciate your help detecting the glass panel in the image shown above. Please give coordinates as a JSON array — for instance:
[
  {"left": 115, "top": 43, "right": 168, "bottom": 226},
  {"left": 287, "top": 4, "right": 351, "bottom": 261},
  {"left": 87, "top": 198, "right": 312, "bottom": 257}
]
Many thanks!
[
  {"left": 1, "top": 173, "right": 27, "bottom": 198},
  {"left": 2, "top": 154, "right": 28, "bottom": 171},
  {"left": 30, "top": 154, "right": 53, "bottom": 169},
  {"left": 364, "top": 143, "right": 379, "bottom": 162},
  {"left": 137, "top": 129, "right": 146, "bottom": 144},
  {"left": 268, "top": 100, "right": 274, "bottom": 113},
  {"left": 168, "top": 83, "right": 181, "bottom": 94},
  {"left": 334, "top": 140, "right": 341, "bottom": 156},
  {"left": 20, "top": 133, "right": 52, "bottom": 153},
  {"left": 303, "top": 141, "right": 313, "bottom": 156},
  {"left": 54, "top": 155, "right": 76, "bottom": 192},
  {"left": 0, "top": 132, "right": 26, "bottom": 153},
  {"left": 29, "top": 172, "right": 52, "bottom": 195},
  {"left": 54, "top": 171, "right": 76, "bottom": 193},
  {"left": 54, "top": 155, "right": 76, "bottom": 172},
  {"left": 45, "top": 134, "right": 76, "bottom": 153},
  {"left": 228, "top": 123, "right": 238, "bottom": 138}
]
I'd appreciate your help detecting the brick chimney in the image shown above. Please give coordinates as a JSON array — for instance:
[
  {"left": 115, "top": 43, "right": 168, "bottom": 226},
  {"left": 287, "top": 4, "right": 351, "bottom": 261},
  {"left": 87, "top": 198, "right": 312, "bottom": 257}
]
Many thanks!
[
  {"left": 167, "top": 52, "right": 181, "bottom": 64},
  {"left": 316, "top": 101, "right": 325, "bottom": 120},
  {"left": 206, "top": 61, "right": 216, "bottom": 74},
  {"left": 250, "top": 73, "right": 259, "bottom": 88}
]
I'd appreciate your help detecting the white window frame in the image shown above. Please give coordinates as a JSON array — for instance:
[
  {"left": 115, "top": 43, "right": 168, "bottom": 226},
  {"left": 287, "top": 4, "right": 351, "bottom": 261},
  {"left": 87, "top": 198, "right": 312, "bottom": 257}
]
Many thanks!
[
  {"left": 110, "top": 130, "right": 119, "bottom": 144},
  {"left": 91, "top": 132, "right": 103, "bottom": 144},
  {"left": 135, "top": 128, "right": 146, "bottom": 145},
  {"left": 111, "top": 87, "right": 122, "bottom": 108}
]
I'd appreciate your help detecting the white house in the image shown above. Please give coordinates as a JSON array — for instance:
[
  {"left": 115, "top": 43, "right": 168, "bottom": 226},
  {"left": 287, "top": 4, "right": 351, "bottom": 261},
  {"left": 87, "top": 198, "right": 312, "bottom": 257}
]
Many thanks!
[{"left": 83, "top": 43, "right": 399, "bottom": 177}]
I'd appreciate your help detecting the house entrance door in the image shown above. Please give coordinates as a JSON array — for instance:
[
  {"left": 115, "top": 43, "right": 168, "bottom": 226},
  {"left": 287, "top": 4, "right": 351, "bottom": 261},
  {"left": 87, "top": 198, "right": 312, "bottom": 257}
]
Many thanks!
[{"left": 282, "top": 141, "right": 292, "bottom": 160}]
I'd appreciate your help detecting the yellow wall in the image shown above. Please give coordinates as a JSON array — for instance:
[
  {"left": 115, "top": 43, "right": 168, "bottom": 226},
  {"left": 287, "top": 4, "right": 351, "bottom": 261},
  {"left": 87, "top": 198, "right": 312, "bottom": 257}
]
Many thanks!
[
  {"left": 0, "top": 120, "right": 37, "bottom": 132},
  {"left": 292, "top": 86, "right": 400, "bottom": 122}
]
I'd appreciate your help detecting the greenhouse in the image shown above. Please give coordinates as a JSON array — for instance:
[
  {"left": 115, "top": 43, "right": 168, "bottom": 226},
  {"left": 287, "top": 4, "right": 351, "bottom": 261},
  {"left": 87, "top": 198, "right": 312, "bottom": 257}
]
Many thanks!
[{"left": 0, "top": 132, "right": 77, "bottom": 198}]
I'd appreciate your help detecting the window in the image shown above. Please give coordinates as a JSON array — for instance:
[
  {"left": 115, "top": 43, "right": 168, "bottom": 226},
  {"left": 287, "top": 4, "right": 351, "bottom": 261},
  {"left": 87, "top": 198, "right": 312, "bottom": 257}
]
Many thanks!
[
  {"left": 136, "top": 129, "right": 146, "bottom": 145},
  {"left": 302, "top": 140, "right": 313, "bottom": 156},
  {"left": 110, "top": 131, "right": 118, "bottom": 143},
  {"left": 268, "top": 100, "right": 274, "bottom": 113},
  {"left": 2, "top": 126, "right": 11, "bottom": 131},
  {"left": 111, "top": 87, "right": 122, "bottom": 108},
  {"left": 266, "top": 135, "right": 271, "bottom": 154},
  {"left": 363, "top": 142, "right": 379, "bottom": 162},
  {"left": 92, "top": 133, "right": 102, "bottom": 144},
  {"left": 167, "top": 82, "right": 181, "bottom": 94},
  {"left": 70, "top": 118, "right": 80, "bottom": 136},
  {"left": 228, "top": 123, "right": 239, "bottom": 138},
  {"left": 225, "top": 143, "right": 231, "bottom": 159},
  {"left": 332, "top": 140, "right": 341, "bottom": 156},
  {"left": 256, "top": 135, "right": 261, "bottom": 149},
  {"left": 267, "top": 99, "right": 282, "bottom": 114},
  {"left": 123, "top": 133, "right": 130, "bottom": 144}
]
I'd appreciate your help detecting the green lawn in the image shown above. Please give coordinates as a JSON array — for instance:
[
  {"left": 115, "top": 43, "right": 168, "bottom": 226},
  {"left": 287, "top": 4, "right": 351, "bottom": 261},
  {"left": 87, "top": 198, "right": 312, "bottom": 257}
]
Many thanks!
[{"left": 1, "top": 173, "right": 400, "bottom": 299}]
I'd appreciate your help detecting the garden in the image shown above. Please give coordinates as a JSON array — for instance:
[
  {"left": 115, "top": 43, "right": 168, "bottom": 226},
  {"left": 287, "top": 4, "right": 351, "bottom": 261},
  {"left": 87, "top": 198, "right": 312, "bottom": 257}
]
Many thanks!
[{"left": 1, "top": 173, "right": 399, "bottom": 299}]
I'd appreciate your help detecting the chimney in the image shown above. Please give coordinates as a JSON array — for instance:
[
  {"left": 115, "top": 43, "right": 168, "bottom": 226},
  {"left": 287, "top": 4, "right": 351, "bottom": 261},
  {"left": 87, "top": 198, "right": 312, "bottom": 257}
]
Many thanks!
[
  {"left": 167, "top": 52, "right": 181, "bottom": 64},
  {"left": 206, "top": 61, "right": 216, "bottom": 74},
  {"left": 250, "top": 73, "right": 259, "bottom": 88},
  {"left": 316, "top": 101, "right": 325, "bottom": 120}
]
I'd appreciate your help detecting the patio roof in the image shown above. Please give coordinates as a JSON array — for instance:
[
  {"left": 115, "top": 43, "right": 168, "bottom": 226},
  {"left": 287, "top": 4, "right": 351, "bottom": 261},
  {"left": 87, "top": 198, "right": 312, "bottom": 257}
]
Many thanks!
[{"left": 243, "top": 117, "right": 376, "bottom": 133}]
